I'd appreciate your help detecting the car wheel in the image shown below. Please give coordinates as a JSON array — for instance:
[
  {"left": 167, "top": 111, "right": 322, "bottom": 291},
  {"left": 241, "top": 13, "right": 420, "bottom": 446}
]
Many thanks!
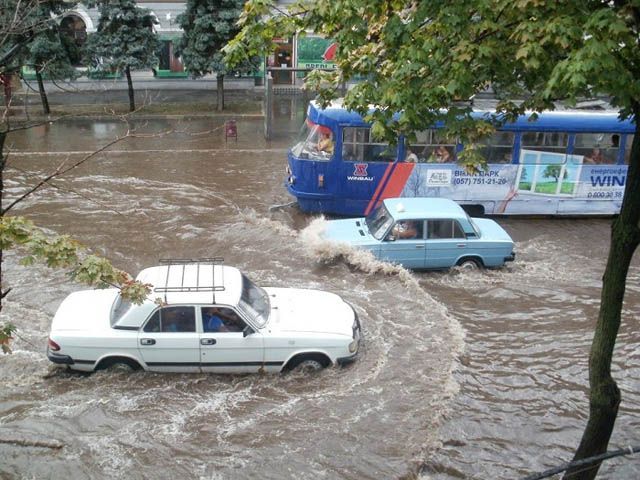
[
  {"left": 96, "top": 357, "right": 141, "bottom": 372},
  {"left": 286, "top": 354, "right": 330, "bottom": 373},
  {"left": 458, "top": 258, "right": 481, "bottom": 270},
  {"left": 296, "top": 358, "right": 325, "bottom": 372}
]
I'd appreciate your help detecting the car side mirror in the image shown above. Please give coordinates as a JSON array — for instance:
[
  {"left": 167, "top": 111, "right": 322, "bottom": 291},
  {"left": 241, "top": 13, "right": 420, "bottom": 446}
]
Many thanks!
[{"left": 243, "top": 326, "right": 253, "bottom": 337}]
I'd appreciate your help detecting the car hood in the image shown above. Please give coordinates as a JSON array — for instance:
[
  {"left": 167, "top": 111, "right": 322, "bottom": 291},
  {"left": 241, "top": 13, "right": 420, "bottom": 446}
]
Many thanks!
[
  {"left": 265, "top": 287, "right": 355, "bottom": 337},
  {"left": 51, "top": 289, "right": 120, "bottom": 332},
  {"left": 472, "top": 218, "right": 514, "bottom": 243},
  {"left": 322, "top": 217, "right": 377, "bottom": 246}
]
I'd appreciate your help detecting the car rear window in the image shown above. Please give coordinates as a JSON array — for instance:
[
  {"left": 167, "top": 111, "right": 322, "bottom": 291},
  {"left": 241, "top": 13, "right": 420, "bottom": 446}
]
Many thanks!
[
  {"left": 143, "top": 306, "right": 196, "bottom": 333},
  {"left": 111, "top": 295, "right": 132, "bottom": 327},
  {"left": 427, "top": 219, "right": 465, "bottom": 239}
]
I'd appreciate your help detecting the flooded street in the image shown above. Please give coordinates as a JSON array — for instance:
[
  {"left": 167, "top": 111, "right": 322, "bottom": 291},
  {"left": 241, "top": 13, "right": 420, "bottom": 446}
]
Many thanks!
[{"left": 0, "top": 110, "right": 639, "bottom": 479}]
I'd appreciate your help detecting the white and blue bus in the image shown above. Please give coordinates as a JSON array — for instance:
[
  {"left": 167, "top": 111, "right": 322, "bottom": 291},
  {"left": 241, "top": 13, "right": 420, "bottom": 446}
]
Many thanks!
[{"left": 285, "top": 101, "right": 635, "bottom": 216}]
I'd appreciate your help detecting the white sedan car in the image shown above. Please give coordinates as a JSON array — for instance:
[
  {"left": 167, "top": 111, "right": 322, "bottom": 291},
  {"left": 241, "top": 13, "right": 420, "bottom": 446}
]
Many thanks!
[{"left": 47, "top": 260, "right": 361, "bottom": 374}]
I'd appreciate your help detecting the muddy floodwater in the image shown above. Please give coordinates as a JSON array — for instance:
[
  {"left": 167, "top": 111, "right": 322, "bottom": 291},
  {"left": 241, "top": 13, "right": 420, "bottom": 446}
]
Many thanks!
[{"left": 1, "top": 112, "right": 639, "bottom": 479}]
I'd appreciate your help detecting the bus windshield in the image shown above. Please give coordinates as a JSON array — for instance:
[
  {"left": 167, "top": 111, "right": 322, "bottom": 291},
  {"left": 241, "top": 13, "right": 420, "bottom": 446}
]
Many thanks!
[
  {"left": 365, "top": 204, "right": 394, "bottom": 240},
  {"left": 291, "top": 120, "right": 333, "bottom": 160}
]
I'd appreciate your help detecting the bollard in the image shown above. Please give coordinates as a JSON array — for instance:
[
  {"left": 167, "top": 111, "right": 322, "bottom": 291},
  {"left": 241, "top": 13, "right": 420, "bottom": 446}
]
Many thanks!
[{"left": 224, "top": 120, "right": 237, "bottom": 142}]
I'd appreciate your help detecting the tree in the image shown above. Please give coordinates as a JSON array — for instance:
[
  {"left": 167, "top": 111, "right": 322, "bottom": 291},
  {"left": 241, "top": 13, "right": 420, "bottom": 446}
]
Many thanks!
[
  {"left": 1, "top": 1, "right": 151, "bottom": 352},
  {"left": 177, "top": 0, "right": 257, "bottom": 111},
  {"left": 84, "top": 0, "right": 160, "bottom": 112},
  {"left": 225, "top": 2, "right": 640, "bottom": 478},
  {"left": 543, "top": 165, "right": 567, "bottom": 183},
  {"left": 2, "top": 1, "right": 76, "bottom": 115},
  {"left": 26, "top": 23, "right": 78, "bottom": 115}
]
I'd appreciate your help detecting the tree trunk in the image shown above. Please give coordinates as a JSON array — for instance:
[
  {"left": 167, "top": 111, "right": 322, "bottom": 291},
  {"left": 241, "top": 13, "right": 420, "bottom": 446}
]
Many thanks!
[
  {"left": 125, "top": 65, "right": 135, "bottom": 112},
  {"left": 35, "top": 69, "right": 50, "bottom": 115},
  {"left": 563, "top": 113, "right": 640, "bottom": 479},
  {"left": 0, "top": 130, "right": 5, "bottom": 312},
  {"left": 216, "top": 74, "right": 224, "bottom": 111}
]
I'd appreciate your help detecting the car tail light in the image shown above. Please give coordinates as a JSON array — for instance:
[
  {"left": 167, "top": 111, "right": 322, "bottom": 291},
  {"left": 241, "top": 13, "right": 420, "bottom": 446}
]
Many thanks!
[{"left": 48, "top": 338, "right": 60, "bottom": 351}]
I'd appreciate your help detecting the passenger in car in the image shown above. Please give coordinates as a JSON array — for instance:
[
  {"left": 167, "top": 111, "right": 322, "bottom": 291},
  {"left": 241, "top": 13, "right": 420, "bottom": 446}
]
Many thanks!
[
  {"left": 392, "top": 221, "right": 419, "bottom": 239},
  {"left": 224, "top": 316, "right": 244, "bottom": 332},
  {"left": 202, "top": 308, "right": 228, "bottom": 333}
]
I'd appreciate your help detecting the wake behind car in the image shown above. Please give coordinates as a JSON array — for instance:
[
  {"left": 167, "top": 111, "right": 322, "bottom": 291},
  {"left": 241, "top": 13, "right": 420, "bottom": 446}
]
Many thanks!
[
  {"left": 322, "top": 198, "right": 515, "bottom": 270},
  {"left": 47, "top": 259, "right": 361, "bottom": 373}
]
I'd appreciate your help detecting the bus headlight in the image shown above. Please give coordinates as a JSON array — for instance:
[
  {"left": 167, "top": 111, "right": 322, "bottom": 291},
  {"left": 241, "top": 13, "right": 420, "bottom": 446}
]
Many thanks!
[
  {"left": 288, "top": 175, "right": 296, "bottom": 185},
  {"left": 285, "top": 165, "right": 291, "bottom": 175}
]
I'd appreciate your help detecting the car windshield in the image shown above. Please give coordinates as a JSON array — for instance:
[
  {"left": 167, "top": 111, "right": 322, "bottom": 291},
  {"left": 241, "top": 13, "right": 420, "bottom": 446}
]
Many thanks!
[
  {"left": 365, "top": 204, "right": 394, "bottom": 240},
  {"left": 237, "top": 274, "right": 270, "bottom": 328}
]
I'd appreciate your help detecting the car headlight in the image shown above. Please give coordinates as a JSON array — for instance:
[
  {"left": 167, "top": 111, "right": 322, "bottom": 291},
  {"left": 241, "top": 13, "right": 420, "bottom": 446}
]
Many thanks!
[{"left": 348, "top": 339, "right": 358, "bottom": 353}]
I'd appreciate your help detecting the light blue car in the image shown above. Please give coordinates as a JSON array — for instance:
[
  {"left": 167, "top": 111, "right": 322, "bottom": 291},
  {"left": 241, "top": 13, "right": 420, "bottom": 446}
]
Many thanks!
[{"left": 322, "top": 198, "right": 515, "bottom": 270}]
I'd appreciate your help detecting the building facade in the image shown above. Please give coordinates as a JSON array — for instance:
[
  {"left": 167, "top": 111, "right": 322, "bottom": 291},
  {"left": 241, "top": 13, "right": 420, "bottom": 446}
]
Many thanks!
[{"left": 58, "top": 1, "right": 335, "bottom": 84}]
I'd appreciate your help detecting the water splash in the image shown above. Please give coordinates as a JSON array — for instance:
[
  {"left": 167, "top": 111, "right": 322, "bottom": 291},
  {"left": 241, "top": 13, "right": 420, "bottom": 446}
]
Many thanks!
[{"left": 299, "top": 216, "right": 421, "bottom": 288}]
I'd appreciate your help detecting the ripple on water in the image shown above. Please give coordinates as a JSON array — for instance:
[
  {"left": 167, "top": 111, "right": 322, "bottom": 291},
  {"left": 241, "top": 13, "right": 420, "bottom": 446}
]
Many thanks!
[{"left": 0, "top": 213, "right": 464, "bottom": 479}]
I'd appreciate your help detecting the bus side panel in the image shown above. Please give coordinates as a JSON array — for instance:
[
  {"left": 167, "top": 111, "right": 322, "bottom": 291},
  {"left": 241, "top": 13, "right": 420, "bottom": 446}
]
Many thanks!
[
  {"left": 394, "top": 161, "right": 626, "bottom": 216},
  {"left": 337, "top": 161, "right": 396, "bottom": 216}
]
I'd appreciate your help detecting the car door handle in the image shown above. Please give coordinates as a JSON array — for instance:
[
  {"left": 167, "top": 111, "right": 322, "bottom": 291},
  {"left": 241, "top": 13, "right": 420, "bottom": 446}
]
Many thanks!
[
  {"left": 457, "top": 243, "right": 467, "bottom": 248},
  {"left": 201, "top": 338, "right": 217, "bottom": 345},
  {"left": 140, "top": 338, "right": 156, "bottom": 346},
  {"left": 415, "top": 245, "right": 425, "bottom": 249}
]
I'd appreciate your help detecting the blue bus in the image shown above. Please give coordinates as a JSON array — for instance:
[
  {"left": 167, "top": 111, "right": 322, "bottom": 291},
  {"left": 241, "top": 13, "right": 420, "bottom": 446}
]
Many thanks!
[{"left": 285, "top": 101, "right": 635, "bottom": 216}]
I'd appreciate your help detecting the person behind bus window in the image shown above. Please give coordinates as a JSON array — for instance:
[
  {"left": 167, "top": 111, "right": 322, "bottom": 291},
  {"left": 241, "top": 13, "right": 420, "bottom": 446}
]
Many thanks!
[
  {"left": 584, "top": 147, "right": 605, "bottom": 164},
  {"left": 435, "top": 145, "right": 452, "bottom": 162},
  {"left": 424, "top": 145, "right": 452, "bottom": 163},
  {"left": 611, "top": 134, "right": 620, "bottom": 148},
  {"left": 405, "top": 148, "right": 418, "bottom": 162},
  {"left": 317, "top": 132, "right": 334, "bottom": 155}
]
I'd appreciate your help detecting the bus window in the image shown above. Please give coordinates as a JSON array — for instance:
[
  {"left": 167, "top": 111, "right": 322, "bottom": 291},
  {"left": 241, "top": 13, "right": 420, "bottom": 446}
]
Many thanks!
[
  {"left": 574, "top": 133, "right": 619, "bottom": 164},
  {"left": 477, "top": 131, "right": 515, "bottom": 163},
  {"left": 342, "top": 127, "right": 396, "bottom": 162},
  {"left": 291, "top": 120, "right": 333, "bottom": 161},
  {"left": 521, "top": 131, "right": 568, "bottom": 155},
  {"left": 624, "top": 135, "right": 634, "bottom": 164},
  {"left": 407, "top": 130, "right": 456, "bottom": 163}
]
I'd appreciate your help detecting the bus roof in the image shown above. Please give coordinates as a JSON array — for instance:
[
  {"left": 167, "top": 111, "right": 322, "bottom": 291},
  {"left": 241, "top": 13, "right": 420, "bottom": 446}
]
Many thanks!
[{"left": 307, "top": 100, "right": 636, "bottom": 134}]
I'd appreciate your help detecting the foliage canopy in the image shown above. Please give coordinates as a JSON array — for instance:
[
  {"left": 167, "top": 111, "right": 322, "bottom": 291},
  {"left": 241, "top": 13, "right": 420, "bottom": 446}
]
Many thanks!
[
  {"left": 84, "top": 0, "right": 160, "bottom": 74},
  {"left": 226, "top": 1, "right": 640, "bottom": 135},
  {"left": 177, "top": 0, "right": 256, "bottom": 78}
]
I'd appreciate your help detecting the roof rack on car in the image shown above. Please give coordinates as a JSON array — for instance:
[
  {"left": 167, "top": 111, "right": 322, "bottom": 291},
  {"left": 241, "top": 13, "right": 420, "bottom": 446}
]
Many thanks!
[{"left": 156, "top": 257, "right": 226, "bottom": 304}]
